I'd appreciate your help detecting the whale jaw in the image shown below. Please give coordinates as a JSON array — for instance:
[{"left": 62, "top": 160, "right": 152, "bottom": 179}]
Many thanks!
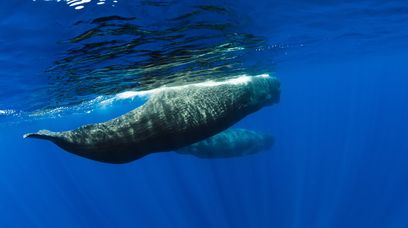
[
  {"left": 23, "top": 130, "right": 60, "bottom": 141},
  {"left": 23, "top": 129, "right": 151, "bottom": 164}
]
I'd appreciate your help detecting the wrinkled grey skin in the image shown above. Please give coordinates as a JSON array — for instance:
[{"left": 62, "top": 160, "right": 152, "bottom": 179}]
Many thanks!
[
  {"left": 24, "top": 75, "right": 280, "bottom": 164},
  {"left": 176, "top": 128, "right": 274, "bottom": 158}
]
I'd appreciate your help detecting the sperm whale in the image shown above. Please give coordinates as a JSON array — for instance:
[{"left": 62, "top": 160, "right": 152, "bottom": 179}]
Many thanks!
[
  {"left": 176, "top": 128, "right": 274, "bottom": 158},
  {"left": 24, "top": 74, "right": 280, "bottom": 164}
]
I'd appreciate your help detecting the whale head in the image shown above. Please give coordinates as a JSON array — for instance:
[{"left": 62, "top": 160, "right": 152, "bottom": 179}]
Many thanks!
[{"left": 247, "top": 74, "right": 280, "bottom": 110}]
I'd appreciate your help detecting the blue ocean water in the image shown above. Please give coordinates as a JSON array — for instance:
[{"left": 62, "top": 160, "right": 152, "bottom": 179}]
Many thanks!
[{"left": 1, "top": 0, "right": 408, "bottom": 227}]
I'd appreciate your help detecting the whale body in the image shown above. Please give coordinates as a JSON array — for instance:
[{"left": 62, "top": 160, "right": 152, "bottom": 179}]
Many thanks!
[
  {"left": 176, "top": 128, "right": 274, "bottom": 158},
  {"left": 24, "top": 74, "right": 280, "bottom": 164}
]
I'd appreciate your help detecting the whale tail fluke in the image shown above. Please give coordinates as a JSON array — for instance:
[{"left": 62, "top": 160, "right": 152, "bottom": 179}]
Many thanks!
[{"left": 23, "top": 130, "right": 60, "bottom": 141}]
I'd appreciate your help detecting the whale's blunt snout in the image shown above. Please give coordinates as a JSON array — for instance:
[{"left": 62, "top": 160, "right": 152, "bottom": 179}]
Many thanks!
[{"left": 264, "top": 77, "right": 280, "bottom": 105}]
